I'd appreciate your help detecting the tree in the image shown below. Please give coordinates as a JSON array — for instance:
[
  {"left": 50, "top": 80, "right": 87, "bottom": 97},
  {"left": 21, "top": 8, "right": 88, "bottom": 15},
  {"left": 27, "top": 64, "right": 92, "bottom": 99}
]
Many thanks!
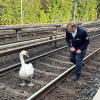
[{"left": 96, "top": 0, "right": 100, "bottom": 19}]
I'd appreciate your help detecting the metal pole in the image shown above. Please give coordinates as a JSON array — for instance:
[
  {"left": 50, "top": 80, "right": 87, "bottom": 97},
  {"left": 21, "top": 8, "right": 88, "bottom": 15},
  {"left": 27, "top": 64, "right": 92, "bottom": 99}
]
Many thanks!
[{"left": 21, "top": 0, "right": 23, "bottom": 24}]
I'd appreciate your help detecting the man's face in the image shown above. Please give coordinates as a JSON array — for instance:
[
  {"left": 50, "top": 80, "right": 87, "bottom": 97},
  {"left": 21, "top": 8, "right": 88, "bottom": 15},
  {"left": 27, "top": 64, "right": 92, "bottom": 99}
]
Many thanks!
[{"left": 67, "top": 25, "right": 76, "bottom": 33}]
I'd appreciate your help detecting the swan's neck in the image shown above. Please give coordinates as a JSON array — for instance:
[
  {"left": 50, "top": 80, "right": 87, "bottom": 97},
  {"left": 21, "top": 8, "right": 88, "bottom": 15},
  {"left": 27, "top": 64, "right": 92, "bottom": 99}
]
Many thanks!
[{"left": 20, "top": 55, "right": 25, "bottom": 65}]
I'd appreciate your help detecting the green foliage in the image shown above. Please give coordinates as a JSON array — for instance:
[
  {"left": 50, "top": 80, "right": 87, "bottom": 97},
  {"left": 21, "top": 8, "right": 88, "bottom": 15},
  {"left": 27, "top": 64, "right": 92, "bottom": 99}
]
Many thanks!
[
  {"left": 0, "top": 0, "right": 98, "bottom": 25},
  {"left": 76, "top": 0, "right": 96, "bottom": 22}
]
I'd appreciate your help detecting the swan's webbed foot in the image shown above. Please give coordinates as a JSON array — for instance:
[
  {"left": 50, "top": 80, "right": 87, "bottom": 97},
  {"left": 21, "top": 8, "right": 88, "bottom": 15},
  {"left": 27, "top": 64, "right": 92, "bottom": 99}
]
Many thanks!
[
  {"left": 28, "top": 82, "right": 34, "bottom": 87},
  {"left": 20, "top": 81, "right": 26, "bottom": 86},
  {"left": 28, "top": 76, "right": 34, "bottom": 87}
]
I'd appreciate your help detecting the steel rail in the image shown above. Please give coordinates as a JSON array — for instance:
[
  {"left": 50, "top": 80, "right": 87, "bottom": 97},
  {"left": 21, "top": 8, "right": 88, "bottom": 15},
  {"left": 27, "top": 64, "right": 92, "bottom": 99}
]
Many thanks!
[
  {"left": 0, "top": 24, "right": 62, "bottom": 30},
  {"left": 0, "top": 36, "right": 65, "bottom": 57},
  {"left": 0, "top": 34, "right": 65, "bottom": 50}
]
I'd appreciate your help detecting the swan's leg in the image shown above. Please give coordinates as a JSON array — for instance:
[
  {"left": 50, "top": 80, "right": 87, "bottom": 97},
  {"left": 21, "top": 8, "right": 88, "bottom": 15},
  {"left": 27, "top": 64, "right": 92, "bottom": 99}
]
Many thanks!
[
  {"left": 28, "top": 76, "right": 34, "bottom": 87},
  {"left": 20, "top": 80, "right": 26, "bottom": 86}
]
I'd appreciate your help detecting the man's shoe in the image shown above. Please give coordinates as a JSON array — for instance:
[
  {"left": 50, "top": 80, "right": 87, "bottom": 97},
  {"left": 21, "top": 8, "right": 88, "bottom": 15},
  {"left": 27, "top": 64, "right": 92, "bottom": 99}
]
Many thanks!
[{"left": 82, "top": 62, "right": 85, "bottom": 66}]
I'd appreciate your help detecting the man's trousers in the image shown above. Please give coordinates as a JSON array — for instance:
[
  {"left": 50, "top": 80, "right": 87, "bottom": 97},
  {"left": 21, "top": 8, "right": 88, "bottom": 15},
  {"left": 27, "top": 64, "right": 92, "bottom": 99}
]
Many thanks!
[{"left": 69, "top": 50, "right": 86, "bottom": 79}]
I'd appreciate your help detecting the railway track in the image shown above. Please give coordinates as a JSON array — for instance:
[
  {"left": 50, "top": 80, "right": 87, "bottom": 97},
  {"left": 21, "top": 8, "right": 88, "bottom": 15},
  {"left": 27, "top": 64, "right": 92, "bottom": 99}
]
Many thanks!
[
  {"left": 0, "top": 21, "right": 100, "bottom": 45},
  {"left": 0, "top": 28, "right": 99, "bottom": 72},
  {"left": 0, "top": 32, "right": 99, "bottom": 100},
  {"left": 0, "top": 24, "right": 62, "bottom": 45},
  {"left": 0, "top": 34, "right": 65, "bottom": 56},
  {"left": 26, "top": 34, "right": 100, "bottom": 100},
  {"left": 36, "top": 48, "right": 100, "bottom": 100},
  {"left": 0, "top": 24, "right": 99, "bottom": 72},
  {"left": 0, "top": 28, "right": 60, "bottom": 45},
  {"left": 0, "top": 24, "right": 99, "bottom": 57}
]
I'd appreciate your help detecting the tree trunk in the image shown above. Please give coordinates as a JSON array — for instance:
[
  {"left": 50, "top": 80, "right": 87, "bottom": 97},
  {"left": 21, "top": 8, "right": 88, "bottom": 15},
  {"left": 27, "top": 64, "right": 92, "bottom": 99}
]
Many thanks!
[
  {"left": 71, "top": 0, "right": 78, "bottom": 20},
  {"left": 97, "top": 5, "right": 100, "bottom": 19}
]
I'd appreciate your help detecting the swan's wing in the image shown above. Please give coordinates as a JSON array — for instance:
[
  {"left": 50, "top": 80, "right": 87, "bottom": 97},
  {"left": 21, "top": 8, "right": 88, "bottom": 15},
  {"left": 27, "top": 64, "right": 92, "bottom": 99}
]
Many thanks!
[
  {"left": 26, "top": 63, "right": 34, "bottom": 75},
  {"left": 19, "top": 63, "right": 34, "bottom": 79},
  {"left": 19, "top": 65, "right": 27, "bottom": 79}
]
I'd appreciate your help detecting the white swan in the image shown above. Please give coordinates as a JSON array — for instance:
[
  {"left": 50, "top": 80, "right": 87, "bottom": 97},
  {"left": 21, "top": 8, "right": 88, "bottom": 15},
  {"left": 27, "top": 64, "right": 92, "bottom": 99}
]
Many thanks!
[{"left": 19, "top": 50, "right": 34, "bottom": 86}]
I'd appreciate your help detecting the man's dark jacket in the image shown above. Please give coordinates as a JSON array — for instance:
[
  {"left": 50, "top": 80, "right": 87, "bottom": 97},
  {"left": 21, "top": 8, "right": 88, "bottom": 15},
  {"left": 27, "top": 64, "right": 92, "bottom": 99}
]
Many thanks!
[{"left": 66, "top": 26, "right": 89, "bottom": 51}]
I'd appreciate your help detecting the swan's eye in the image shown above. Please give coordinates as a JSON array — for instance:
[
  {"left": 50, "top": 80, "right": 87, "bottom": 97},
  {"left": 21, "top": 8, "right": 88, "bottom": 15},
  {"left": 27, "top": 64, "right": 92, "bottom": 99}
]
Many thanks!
[{"left": 26, "top": 52, "right": 28, "bottom": 55}]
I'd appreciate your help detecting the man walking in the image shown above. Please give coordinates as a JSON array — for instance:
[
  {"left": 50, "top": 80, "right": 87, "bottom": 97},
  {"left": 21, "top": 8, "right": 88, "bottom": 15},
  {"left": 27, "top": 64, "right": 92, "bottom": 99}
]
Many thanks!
[{"left": 66, "top": 20, "right": 89, "bottom": 81}]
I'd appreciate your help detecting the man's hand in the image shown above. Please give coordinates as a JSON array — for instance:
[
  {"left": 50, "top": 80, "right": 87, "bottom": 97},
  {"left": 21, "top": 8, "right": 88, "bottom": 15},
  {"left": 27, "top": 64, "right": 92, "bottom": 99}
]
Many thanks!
[
  {"left": 70, "top": 47, "right": 76, "bottom": 52},
  {"left": 76, "top": 49, "right": 81, "bottom": 54}
]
